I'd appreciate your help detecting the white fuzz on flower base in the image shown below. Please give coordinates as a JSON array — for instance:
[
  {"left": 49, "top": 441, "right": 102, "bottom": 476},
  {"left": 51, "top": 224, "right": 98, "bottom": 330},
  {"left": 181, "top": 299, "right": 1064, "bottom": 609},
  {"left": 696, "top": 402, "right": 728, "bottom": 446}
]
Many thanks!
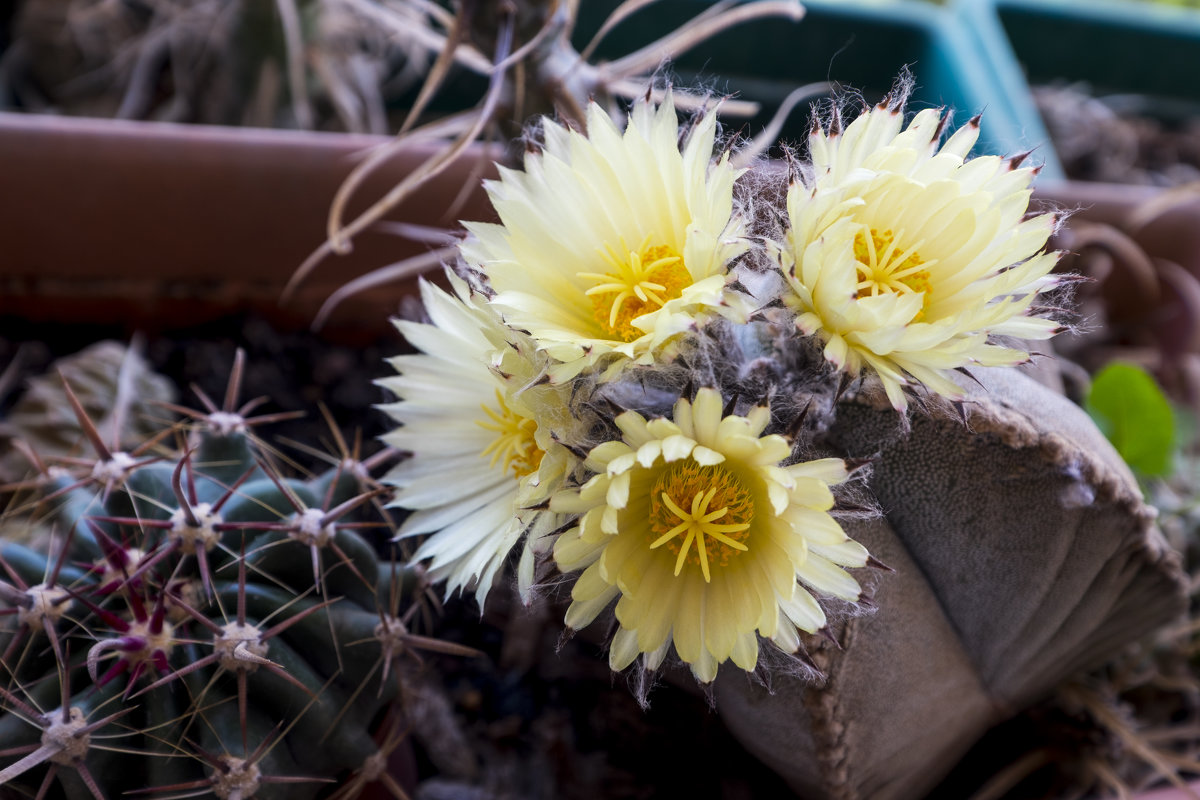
[
  {"left": 461, "top": 94, "right": 752, "bottom": 382},
  {"left": 776, "top": 93, "right": 1064, "bottom": 411},
  {"left": 377, "top": 274, "right": 568, "bottom": 608},
  {"left": 551, "top": 389, "right": 867, "bottom": 683}
]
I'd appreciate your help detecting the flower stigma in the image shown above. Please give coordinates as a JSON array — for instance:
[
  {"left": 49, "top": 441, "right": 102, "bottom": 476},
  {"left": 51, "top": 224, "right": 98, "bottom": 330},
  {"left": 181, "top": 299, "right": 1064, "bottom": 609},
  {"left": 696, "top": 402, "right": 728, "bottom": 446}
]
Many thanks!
[
  {"left": 579, "top": 236, "right": 691, "bottom": 341},
  {"left": 649, "top": 460, "right": 754, "bottom": 582},
  {"left": 477, "top": 389, "right": 545, "bottom": 478},
  {"left": 853, "top": 228, "right": 933, "bottom": 316}
]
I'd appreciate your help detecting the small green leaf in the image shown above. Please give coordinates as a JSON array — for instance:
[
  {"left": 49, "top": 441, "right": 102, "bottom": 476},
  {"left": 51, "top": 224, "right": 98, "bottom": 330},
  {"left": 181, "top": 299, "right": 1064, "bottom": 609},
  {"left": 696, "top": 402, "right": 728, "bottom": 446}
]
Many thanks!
[{"left": 1085, "top": 363, "right": 1176, "bottom": 478}]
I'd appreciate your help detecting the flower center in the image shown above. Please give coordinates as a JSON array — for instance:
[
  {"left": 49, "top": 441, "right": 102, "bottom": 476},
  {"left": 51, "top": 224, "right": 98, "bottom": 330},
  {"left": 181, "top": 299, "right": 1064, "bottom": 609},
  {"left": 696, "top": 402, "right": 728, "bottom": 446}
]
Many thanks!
[
  {"left": 853, "top": 228, "right": 932, "bottom": 318},
  {"left": 578, "top": 236, "right": 691, "bottom": 342},
  {"left": 477, "top": 389, "right": 545, "bottom": 479},
  {"left": 648, "top": 460, "right": 754, "bottom": 582}
]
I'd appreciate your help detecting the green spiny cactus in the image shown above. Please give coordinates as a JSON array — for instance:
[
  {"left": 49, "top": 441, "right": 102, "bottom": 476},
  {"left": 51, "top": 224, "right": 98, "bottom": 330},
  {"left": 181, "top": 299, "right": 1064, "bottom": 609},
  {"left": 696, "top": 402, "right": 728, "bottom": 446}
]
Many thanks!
[{"left": 0, "top": 350, "right": 467, "bottom": 800}]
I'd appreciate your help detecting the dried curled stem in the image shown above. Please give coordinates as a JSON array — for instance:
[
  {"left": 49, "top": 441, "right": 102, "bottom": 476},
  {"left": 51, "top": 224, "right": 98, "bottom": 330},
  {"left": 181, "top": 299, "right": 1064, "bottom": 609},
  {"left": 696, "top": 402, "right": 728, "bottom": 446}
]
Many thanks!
[{"left": 286, "top": 0, "right": 808, "bottom": 324}]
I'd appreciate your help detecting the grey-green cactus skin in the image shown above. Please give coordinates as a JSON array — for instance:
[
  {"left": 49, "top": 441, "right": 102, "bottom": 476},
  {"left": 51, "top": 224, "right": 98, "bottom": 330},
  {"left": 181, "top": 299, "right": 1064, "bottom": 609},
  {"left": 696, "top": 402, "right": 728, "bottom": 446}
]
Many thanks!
[
  {"left": 714, "top": 366, "right": 1189, "bottom": 800},
  {"left": 0, "top": 363, "right": 419, "bottom": 800}
]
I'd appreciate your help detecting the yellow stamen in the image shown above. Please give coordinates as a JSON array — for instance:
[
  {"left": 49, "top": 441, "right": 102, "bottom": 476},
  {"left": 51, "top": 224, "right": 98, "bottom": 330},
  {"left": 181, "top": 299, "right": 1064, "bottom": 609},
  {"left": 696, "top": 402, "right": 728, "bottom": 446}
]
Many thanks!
[
  {"left": 853, "top": 228, "right": 933, "bottom": 319},
  {"left": 648, "top": 460, "right": 754, "bottom": 582},
  {"left": 578, "top": 236, "right": 691, "bottom": 342},
  {"left": 476, "top": 389, "right": 545, "bottom": 479}
]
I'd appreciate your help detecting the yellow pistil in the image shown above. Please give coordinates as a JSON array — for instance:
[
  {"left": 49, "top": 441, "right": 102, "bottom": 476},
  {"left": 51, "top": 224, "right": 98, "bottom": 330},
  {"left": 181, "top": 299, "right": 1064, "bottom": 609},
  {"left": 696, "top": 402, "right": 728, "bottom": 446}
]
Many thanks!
[
  {"left": 578, "top": 236, "right": 692, "bottom": 342},
  {"left": 853, "top": 228, "right": 933, "bottom": 318},
  {"left": 477, "top": 389, "right": 545, "bottom": 479},
  {"left": 648, "top": 461, "right": 754, "bottom": 582}
]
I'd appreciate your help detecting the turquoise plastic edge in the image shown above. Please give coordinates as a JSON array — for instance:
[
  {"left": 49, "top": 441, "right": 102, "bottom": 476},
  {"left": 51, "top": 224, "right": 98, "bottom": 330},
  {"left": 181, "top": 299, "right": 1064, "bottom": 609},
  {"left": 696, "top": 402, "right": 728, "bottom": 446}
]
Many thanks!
[
  {"left": 799, "top": 0, "right": 1064, "bottom": 178},
  {"left": 951, "top": 0, "right": 1066, "bottom": 179}
]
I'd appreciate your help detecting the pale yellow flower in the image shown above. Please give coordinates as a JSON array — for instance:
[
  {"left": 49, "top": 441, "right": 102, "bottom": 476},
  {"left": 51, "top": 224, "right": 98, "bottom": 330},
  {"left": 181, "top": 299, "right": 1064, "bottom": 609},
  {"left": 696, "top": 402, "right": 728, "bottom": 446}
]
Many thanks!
[
  {"left": 778, "top": 96, "right": 1063, "bottom": 410},
  {"left": 551, "top": 388, "right": 867, "bottom": 682},
  {"left": 462, "top": 95, "right": 750, "bottom": 383},
  {"left": 378, "top": 273, "right": 568, "bottom": 606}
]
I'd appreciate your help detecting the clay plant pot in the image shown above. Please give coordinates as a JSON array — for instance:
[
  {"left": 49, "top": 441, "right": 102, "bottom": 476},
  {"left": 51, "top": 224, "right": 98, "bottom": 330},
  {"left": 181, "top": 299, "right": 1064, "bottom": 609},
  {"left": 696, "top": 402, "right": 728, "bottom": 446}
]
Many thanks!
[
  {"left": 0, "top": 112, "right": 497, "bottom": 341},
  {"left": 713, "top": 365, "right": 1187, "bottom": 800}
]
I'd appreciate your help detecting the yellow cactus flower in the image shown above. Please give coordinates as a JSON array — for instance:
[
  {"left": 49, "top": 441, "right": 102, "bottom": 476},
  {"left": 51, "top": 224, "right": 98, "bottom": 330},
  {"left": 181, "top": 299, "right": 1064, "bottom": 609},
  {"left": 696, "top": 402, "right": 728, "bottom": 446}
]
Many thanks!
[
  {"left": 778, "top": 95, "right": 1064, "bottom": 410},
  {"left": 378, "top": 273, "right": 569, "bottom": 607},
  {"left": 462, "top": 95, "right": 750, "bottom": 383},
  {"left": 552, "top": 388, "right": 868, "bottom": 683}
]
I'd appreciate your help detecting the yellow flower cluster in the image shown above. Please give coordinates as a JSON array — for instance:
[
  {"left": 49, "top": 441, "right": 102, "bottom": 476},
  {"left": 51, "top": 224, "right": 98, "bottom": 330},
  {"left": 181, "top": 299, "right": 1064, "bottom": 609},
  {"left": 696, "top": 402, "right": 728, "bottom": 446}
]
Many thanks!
[{"left": 379, "top": 89, "right": 1065, "bottom": 684}]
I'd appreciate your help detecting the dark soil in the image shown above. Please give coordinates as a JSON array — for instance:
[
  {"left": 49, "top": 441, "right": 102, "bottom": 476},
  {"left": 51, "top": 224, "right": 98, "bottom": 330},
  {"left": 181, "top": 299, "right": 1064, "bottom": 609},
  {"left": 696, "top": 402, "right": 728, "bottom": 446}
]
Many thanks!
[
  {"left": 0, "top": 313, "right": 399, "bottom": 471},
  {"left": 1036, "top": 83, "right": 1200, "bottom": 185}
]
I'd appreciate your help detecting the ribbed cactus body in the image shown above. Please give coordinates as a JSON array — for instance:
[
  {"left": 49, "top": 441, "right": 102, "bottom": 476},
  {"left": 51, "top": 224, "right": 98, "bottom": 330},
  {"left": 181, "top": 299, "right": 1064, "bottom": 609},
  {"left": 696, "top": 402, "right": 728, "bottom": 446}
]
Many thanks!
[{"left": 0, "top": 374, "right": 409, "bottom": 800}]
